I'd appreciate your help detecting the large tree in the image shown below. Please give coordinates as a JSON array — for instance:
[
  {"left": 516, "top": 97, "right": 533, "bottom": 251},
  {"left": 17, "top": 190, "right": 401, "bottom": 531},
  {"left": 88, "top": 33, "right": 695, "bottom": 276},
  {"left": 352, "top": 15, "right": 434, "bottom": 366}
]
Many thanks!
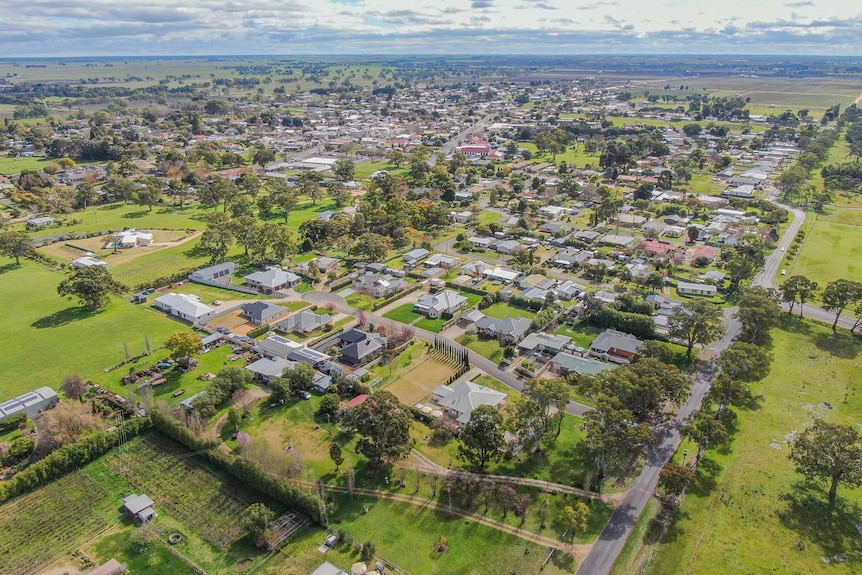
[
  {"left": 780, "top": 275, "right": 818, "bottom": 317},
  {"left": 0, "top": 230, "right": 35, "bottom": 265},
  {"left": 333, "top": 158, "right": 356, "bottom": 182},
  {"left": 57, "top": 266, "right": 126, "bottom": 310},
  {"left": 789, "top": 420, "right": 862, "bottom": 505},
  {"left": 682, "top": 410, "right": 729, "bottom": 462},
  {"left": 242, "top": 503, "right": 274, "bottom": 548},
  {"left": 735, "top": 286, "right": 781, "bottom": 344},
  {"left": 523, "top": 378, "right": 571, "bottom": 439},
  {"left": 821, "top": 279, "right": 862, "bottom": 331},
  {"left": 718, "top": 342, "right": 771, "bottom": 383},
  {"left": 457, "top": 405, "right": 505, "bottom": 472},
  {"left": 133, "top": 179, "right": 163, "bottom": 212},
  {"left": 342, "top": 391, "right": 414, "bottom": 466},
  {"left": 558, "top": 502, "right": 590, "bottom": 543},
  {"left": 667, "top": 299, "right": 724, "bottom": 358},
  {"left": 199, "top": 226, "right": 234, "bottom": 263},
  {"left": 578, "top": 397, "right": 654, "bottom": 487},
  {"left": 349, "top": 233, "right": 391, "bottom": 262},
  {"left": 164, "top": 332, "right": 200, "bottom": 367}
]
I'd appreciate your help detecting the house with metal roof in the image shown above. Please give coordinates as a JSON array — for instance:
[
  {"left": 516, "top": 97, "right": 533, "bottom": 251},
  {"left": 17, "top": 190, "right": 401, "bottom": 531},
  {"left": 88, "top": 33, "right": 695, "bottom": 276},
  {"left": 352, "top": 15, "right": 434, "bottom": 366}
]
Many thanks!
[
  {"left": 258, "top": 335, "right": 304, "bottom": 358},
  {"left": 242, "top": 301, "right": 290, "bottom": 325},
  {"left": 549, "top": 352, "right": 617, "bottom": 376},
  {"left": 589, "top": 329, "right": 643, "bottom": 363},
  {"left": 277, "top": 310, "right": 333, "bottom": 334},
  {"left": 153, "top": 293, "right": 214, "bottom": 323},
  {"left": 431, "top": 380, "right": 508, "bottom": 426},
  {"left": 0, "top": 386, "right": 58, "bottom": 422},
  {"left": 414, "top": 290, "right": 468, "bottom": 318},
  {"left": 244, "top": 268, "right": 301, "bottom": 294}
]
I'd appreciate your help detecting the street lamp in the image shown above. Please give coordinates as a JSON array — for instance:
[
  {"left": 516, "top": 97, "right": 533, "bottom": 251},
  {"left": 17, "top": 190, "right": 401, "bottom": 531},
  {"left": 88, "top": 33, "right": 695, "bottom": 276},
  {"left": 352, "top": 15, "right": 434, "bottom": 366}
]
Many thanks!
[{"left": 682, "top": 448, "right": 689, "bottom": 466}]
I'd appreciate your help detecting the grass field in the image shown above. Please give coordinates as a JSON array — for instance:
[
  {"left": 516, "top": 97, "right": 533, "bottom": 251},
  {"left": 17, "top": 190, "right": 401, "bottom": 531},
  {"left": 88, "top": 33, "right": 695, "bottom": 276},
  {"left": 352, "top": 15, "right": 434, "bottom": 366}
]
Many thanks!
[
  {"left": 643, "top": 318, "right": 862, "bottom": 575},
  {"left": 0, "top": 472, "right": 115, "bottom": 575},
  {"left": 480, "top": 302, "right": 536, "bottom": 320},
  {"left": 383, "top": 356, "right": 458, "bottom": 405},
  {"left": 0, "top": 259, "right": 180, "bottom": 400},
  {"left": 104, "top": 433, "right": 283, "bottom": 547},
  {"left": 20, "top": 202, "right": 209, "bottom": 236},
  {"left": 789, "top": 216, "right": 862, "bottom": 285}
]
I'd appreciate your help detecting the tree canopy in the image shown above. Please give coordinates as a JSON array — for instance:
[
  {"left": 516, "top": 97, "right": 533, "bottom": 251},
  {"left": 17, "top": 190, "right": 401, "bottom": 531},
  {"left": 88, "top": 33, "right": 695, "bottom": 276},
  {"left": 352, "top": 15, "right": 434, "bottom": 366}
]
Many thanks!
[
  {"left": 57, "top": 265, "right": 126, "bottom": 310},
  {"left": 342, "top": 391, "right": 414, "bottom": 465},
  {"left": 789, "top": 420, "right": 862, "bottom": 505}
]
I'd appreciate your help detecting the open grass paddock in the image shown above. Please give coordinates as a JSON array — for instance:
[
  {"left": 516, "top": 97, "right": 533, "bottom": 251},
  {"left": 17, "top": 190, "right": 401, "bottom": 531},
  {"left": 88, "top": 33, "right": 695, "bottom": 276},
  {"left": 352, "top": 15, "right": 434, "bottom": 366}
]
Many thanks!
[
  {"left": 643, "top": 319, "right": 862, "bottom": 574},
  {"left": 383, "top": 356, "right": 458, "bottom": 405}
]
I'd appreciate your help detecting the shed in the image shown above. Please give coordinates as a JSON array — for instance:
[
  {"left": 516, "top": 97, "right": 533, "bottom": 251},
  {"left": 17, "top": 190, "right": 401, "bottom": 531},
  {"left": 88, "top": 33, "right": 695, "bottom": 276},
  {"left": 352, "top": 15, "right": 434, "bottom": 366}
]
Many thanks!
[{"left": 123, "top": 494, "right": 157, "bottom": 522}]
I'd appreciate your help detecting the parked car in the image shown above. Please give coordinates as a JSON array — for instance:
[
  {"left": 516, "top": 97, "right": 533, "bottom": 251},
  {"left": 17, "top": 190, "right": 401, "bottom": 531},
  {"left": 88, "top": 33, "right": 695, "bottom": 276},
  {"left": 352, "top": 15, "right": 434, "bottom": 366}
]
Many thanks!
[{"left": 299, "top": 391, "right": 311, "bottom": 400}]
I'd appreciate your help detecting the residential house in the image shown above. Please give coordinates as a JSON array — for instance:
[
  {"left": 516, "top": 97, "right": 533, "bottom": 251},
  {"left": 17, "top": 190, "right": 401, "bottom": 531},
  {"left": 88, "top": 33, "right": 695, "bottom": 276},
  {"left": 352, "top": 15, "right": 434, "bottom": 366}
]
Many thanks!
[
  {"left": 521, "top": 287, "right": 551, "bottom": 303},
  {"left": 431, "top": 380, "right": 508, "bottom": 426},
  {"left": 641, "top": 220, "right": 666, "bottom": 236},
  {"left": 517, "top": 332, "right": 572, "bottom": 356},
  {"left": 425, "top": 253, "right": 460, "bottom": 269},
  {"left": 519, "top": 274, "right": 556, "bottom": 290},
  {"left": 352, "top": 272, "right": 407, "bottom": 298},
  {"left": 453, "top": 211, "right": 473, "bottom": 224},
  {"left": 244, "top": 268, "right": 301, "bottom": 294},
  {"left": 241, "top": 301, "right": 289, "bottom": 325},
  {"left": 402, "top": 247, "right": 430, "bottom": 266},
  {"left": 71, "top": 256, "right": 108, "bottom": 269},
  {"left": 339, "top": 330, "right": 387, "bottom": 366},
  {"left": 113, "top": 229, "right": 153, "bottom": 248},
  {"left": 310, "top": 561, "right": 349, "bottom": 575},
  {"left": 553, "top": 248, "right": 594, "bottom": 268},
  {"left": 189, "top": 262, "right": 237, "bottom": 283},
  {"left": 639, "top": 239, "right": 677, "bottom": 258},
  {"left": 258, "top": 334, "right": 304, "bottom": 358},
  {"left": 698, "top": 270, "right": 726, "bottom": 284},
  {"left": 277, "top": 310, "right": 332, "bottom": 334},
  {"left": 484, "top": 267, "right": 521, "bottom": 283},
  {"left": 573, "top": 230, "right": 600, "bottom": 244},
  {"left": 26, "top": 216, "right": 56, "bottom": 228},
  {"left": 677, "top": 282, "right": 718, "bottom": 297},
  {"left": 467, "top": 236, "right": 494, "bottom": 250},
  {"left": 589, "top": 329, "right": 643, "bottom": 363},
  {"left": 598, "top": 235, "right": 635, "bottom": 248},
  {"left": 123, "top": 494, "right": 157, "bottom": 523},
  {"left": 414, "top": 290, "right": 468, "bottom": 318},
  {"left": 616, "top": 213, "right": 647, "bottom": 228},
  {"left": 245, "top": 357, "right": 296, "bottom": 383},
  {"left": 492, "top": 239, "right": 522, "bottom": 254},
  {"left": 549, "top": 352, "right": 617, "bottom": 376},
  {"left": 475, "top": 316, "right": 532, "bottom": 343},
  {"left": 287, "top": 347, "right": 330, "bottom": 369},
  {"left": 460, "top": 260, "right": 492, "bottom": 277},
  {"left": 626, "top": 262, "right": 655, "bottom": 281},
  {"left": 553, "top": 281, "right": 586, "bottom": 300},
  {"left": 153, "top": 293, "right": 214, "bottom": 323},
  {"left": 539, "top": 221, "right": 573, "bottom": 235}
]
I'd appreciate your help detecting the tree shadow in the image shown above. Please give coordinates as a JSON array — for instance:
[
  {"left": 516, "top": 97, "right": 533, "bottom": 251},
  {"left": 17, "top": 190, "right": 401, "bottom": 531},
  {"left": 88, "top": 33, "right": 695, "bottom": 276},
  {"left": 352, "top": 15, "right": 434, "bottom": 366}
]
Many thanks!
[
  {"left": 779, "top": 314, "right": 813, "bottom": 335},
  {"left": 122, "top": 210, "right": 150, "bottom": 219},
  {"left": 689, "top": 457, "right": 721, "bottom": 496},
  {"left": 31, "top": 306, "right": 98, "bottom": 328},
  {"left": 778, "top": 481, "right": 862, "bottom": 557},
  {"left": 813, "top": 332, "right": 861, "bottom": 360},
  {"left": 0, "top": 262, "right": 20, "bottom": 275},
  {"left": 184, "top": 244, "right": 209, "bottom": 258}
]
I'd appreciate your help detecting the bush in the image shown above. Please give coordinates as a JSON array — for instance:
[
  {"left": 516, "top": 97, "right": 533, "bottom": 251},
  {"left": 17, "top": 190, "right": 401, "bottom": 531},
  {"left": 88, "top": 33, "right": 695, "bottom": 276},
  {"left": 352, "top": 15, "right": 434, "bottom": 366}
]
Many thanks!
[
  {"left": 0, "top": 436, "right": 35, "bottom": 467},
  {"left": 361, "top": 541, "right": 376, "bottom": 562},
  {"left": 247, "top": 324, "right": 271, "bottom": 339},
  {"left": 0, "top": 414, "right": 27, "bottom": 433}
]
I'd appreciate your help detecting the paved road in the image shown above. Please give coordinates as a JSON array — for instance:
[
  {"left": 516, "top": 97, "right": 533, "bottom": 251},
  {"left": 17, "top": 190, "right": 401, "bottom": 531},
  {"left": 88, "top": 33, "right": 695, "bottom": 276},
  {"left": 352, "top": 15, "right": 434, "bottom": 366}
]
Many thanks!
[
  {"left": 302, "top": 290, "right": 592, "bottom": 416},
  {"left": 576, "top": 193, "right": 806, "bottom": 575}
]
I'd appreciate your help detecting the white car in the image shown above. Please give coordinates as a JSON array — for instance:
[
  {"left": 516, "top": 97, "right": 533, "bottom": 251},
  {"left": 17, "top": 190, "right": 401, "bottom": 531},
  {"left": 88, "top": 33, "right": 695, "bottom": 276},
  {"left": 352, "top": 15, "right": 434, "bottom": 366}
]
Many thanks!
[{"left": 781, "top": 269, "right": 787, "bottom": 275}]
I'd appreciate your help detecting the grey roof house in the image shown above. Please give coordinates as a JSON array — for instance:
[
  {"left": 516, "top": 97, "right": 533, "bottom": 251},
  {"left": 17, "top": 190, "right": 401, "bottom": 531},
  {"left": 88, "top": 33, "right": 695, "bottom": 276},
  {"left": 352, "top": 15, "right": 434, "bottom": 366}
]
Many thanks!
[
  {"left": 277, "top": 310, "right": 333, "bottom": 334},
  {"left": 431, "top": 380, "right": 508, "bottom": 426},
  {"left": 244, "top": 268, "right": 301, "bottom": 294},
  {"left": 413, "top": 290, "right": 468, "bottom": 318},
  {"left": 242, "top": 301, "right": 289, "bottom": 325},
  {"left": 474, "top": 316, "right": 532, "bottom": 343}
]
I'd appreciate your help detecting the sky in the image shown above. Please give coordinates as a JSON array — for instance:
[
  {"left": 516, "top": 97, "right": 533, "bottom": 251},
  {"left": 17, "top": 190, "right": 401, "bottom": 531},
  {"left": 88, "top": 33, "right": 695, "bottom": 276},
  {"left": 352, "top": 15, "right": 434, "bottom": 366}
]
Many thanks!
[{"left": 0, "top": 0, "right": 860, "bottom": 57}]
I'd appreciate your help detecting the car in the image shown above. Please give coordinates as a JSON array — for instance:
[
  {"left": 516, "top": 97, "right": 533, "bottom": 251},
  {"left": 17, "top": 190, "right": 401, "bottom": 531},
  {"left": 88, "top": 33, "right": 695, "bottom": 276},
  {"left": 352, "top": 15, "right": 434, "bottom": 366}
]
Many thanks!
[
  {"left": 212, "top": 300, "right": 222, "bottom": 306},
  {"left": 299, "top": 391, "right": 311, "bottom": 400},
  {"left": 780, "top": 247, "right": 785, "bottom": 252},
  {"left": 781, "top": 269, "right": 787, "bottom": 275},
  {"left": 217, "top": 327, "right": 230, "bottom": 334}
]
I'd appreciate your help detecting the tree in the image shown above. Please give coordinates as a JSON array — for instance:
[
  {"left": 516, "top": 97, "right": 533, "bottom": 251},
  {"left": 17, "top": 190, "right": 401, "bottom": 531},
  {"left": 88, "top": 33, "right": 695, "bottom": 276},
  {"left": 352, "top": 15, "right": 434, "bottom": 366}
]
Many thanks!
[
  {"left": 329, "top": 442, "right": 344, "bottom": 472},
  {"left": 718, "top": 342, "right": 770, "bottom": 383},
  {"left": 199, "top": 226, "right": 234, "bottom": 263},
  {"left": 667, "top": 299, "right": 724, "bottom": 358},
  {"left": 61, "top": 374, "right": 87, "bottom": 401},
  {"left": 328, "top": 180, "right": 350, "bottom": 208},
  {"left": 164, "top": 331, "right": 200, "bottom": 367},
  {"left": 242, "top": 503, "right": 274, "bottom": 548},
  {"left": 686, "top": 226, "right": 699, "bottom": 243},
  {"left": 318, "top": 395, "right": 340, "bottom": 419},
  {"left": 789, "top": 419, "right": 862, "bottom": 506},
  {"left": 781, "top": 275, "right": 818, "bottom": 317},
  {"left": 40, "top": 401, "right": 101, "bottom": 447},
  {"left": 230, "top": 215, "right": 259, "bottom": 257},
  {"left": 558, "top": 502, "right": 590, "bottom": 543},
  {"left": 333, "top": 158, "right": 355, "bottom": 182},
  {"left": 268, "top": 180, "right": 299, "bottom": 222},
  {"left": 0, "top": 230, "right": 35, "bottom": 265},
  {"left": 659, "top": 464, "right": 696, "bottom": 501},
  {"left": 342, "top": 391, "right": 415, "bottom": 466},
  {"left": 457, "top": 405, "right": 504, "bottom": 472},
  {"left": 285, "top": 363, "right": 315, "bottom": 394},
  {"left": 735, "top": 286, "right": 781, "bottom": 344},
  {"left": 133, "top": 180, "right": 162, "bottom": 212},
  {"left": 822, "top": 279, "right": 862, "bottom": 331},
  {"left": 578, "top": 397, "right": 654, "bottom": 487},
  {"left": 349, "top": 233, "right": 391, "bottom": 262},
  {"left": 299, "top": 171, "right": 322, "bottom": 204},
  {"left": 523, "top": 378, "right": 570, "bottom": 439},
  {"left": 682, "top": 410, "right": 729, "bottom": 462},
  {"left": 253, "top": 147, "right": 275, "bottom": 167},
  {"left": 57, "top": 266, "right": 126, "bottom": 310}
]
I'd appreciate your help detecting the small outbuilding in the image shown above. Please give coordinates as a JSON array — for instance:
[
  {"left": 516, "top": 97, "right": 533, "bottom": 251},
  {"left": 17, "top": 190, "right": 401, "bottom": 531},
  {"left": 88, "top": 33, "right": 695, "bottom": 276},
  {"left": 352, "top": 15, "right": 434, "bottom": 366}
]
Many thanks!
[{"left": 123, "top": 493, "right": 157, "bottom": 523}]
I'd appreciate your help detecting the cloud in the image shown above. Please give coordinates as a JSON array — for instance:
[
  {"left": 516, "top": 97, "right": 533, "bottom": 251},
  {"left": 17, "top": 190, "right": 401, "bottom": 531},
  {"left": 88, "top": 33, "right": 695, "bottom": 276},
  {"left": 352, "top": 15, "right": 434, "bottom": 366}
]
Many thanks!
[
  {"left": 784, "top": 1, "right": 814, "bottom": 7},
  {"left": 471, "top": 0, "right": 494, "bottom": 8}
]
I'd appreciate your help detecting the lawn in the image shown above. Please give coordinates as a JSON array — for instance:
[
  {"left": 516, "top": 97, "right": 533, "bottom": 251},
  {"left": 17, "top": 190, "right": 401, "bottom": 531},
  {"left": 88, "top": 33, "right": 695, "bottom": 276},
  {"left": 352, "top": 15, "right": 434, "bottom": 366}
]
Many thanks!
[
  {"left": 110, "top": 240, "right": 245, "bottom": 289},
  {"left": 554, "top": 322, "right": 602, "bottom": 349},
  {"left": 83, "top": 523, "right": 197, "bottom": 575},
  {"left": 18, "top": 202, "right": 209, "bottom": 236},
  {"left": 457, "top": 333, "right": 502, "bottom": 362},
  {"left": 383, "top": 303, "right": 422, "bottom": 324},
  {"left": 643, "top": 318, "right": 862, "bottom": 575},
  {"left": 790, "top": 216, "right": 862, "bottom": 285},
  {"left": 383, "top": 356, "right": 458, "bottom": 405},
  {"left": 481, "top": 302, "right": 536, "bottom": 320},
  {"left": 0, "top": 259, "right": 181, "bottom": 400}
]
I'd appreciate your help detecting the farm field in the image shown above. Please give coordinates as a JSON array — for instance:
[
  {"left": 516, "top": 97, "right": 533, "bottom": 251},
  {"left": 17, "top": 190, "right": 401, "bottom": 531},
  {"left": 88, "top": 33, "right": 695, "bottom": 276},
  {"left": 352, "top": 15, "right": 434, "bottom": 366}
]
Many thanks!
[
  {"left": 110, "top": 239, "right": 245, "bottom": 289},
  {"left": 789, "top": 217, "right": 862, "bottom": 285},
  {"left": 103, "top": 433, "right": 283, "bottom": 547},
  {"left": 644, "top": 319, "right": 862, "bottom": 575},
  {"left": 20, "top": 202, "right": 209, "bottom": 236},
  {"left": 0, "top": 472, "right": 115, "bottom": 575},
  {"left": 0, "top": 259, "right": 179, "bottom": 400}
]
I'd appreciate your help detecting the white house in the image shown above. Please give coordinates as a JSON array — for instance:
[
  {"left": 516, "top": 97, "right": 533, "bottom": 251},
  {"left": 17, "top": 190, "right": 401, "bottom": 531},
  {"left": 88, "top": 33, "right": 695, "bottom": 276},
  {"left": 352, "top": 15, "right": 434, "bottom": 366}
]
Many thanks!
[
  {"left": 0, "top": 386, "right": 59, "bottom": 422},
  {"left": 153, "top": 293, "right": 214, "bottom": 322},
  {"left": 677, "top": 282, "right": 718, "bottom": 297},
  {"left": 414, "top": 289, "right": 467, "bottom": 318},
  {"left": 113, "top": 229, "right": 153, "bottom": 248},
  {"left": 244, "top": 268, "right": 301, "bottom": 294}
]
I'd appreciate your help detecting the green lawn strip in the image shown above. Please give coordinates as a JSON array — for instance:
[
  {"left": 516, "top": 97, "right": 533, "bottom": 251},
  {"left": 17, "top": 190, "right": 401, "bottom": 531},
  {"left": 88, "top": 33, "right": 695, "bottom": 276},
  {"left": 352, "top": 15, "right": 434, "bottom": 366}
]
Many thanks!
[
  {"left": 645, "top": 319, "right": 862, "bottom": 575},
  {"left": 383, "top": 303, "right": 422, "bottom": 324},
  {"left": 0, "top": 259, "right": 181, "bottom": 399},
  {"left": 553, "top": 322, "right": 602, "bottom": 349},
  {"left": 414, "top": 317, "right": 447, "bottom": 333},
  {"left": 480, "top": 302, "right": 535, "bottom": 320},
  {"left": 345, "top": 292, "right": 375, "bottom": 311}
]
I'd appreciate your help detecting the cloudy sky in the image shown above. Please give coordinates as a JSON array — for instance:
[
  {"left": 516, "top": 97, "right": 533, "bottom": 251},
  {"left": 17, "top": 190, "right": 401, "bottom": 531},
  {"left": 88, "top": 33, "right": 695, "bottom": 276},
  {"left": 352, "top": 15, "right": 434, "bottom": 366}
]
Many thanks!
[{"left": 1, "top": 0, "right": 859, "bottom": 57}]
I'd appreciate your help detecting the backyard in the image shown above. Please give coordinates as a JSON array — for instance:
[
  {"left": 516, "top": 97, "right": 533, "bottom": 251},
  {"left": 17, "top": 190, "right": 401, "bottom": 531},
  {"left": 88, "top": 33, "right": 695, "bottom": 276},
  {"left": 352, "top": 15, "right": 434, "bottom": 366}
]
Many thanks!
[
  {"left": 643, "top": 318, "right": 862, "bottom": 574},
  {"left": 0, "top": 259, "right": 180, "bottom": 400}
]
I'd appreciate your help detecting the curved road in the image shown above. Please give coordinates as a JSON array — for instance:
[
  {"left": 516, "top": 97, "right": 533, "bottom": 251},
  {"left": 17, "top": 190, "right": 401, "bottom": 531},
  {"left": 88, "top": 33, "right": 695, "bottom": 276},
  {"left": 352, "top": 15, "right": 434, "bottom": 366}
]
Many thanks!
[{"left": 301, "top": 291, "right": 592, "bottom": 416}]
